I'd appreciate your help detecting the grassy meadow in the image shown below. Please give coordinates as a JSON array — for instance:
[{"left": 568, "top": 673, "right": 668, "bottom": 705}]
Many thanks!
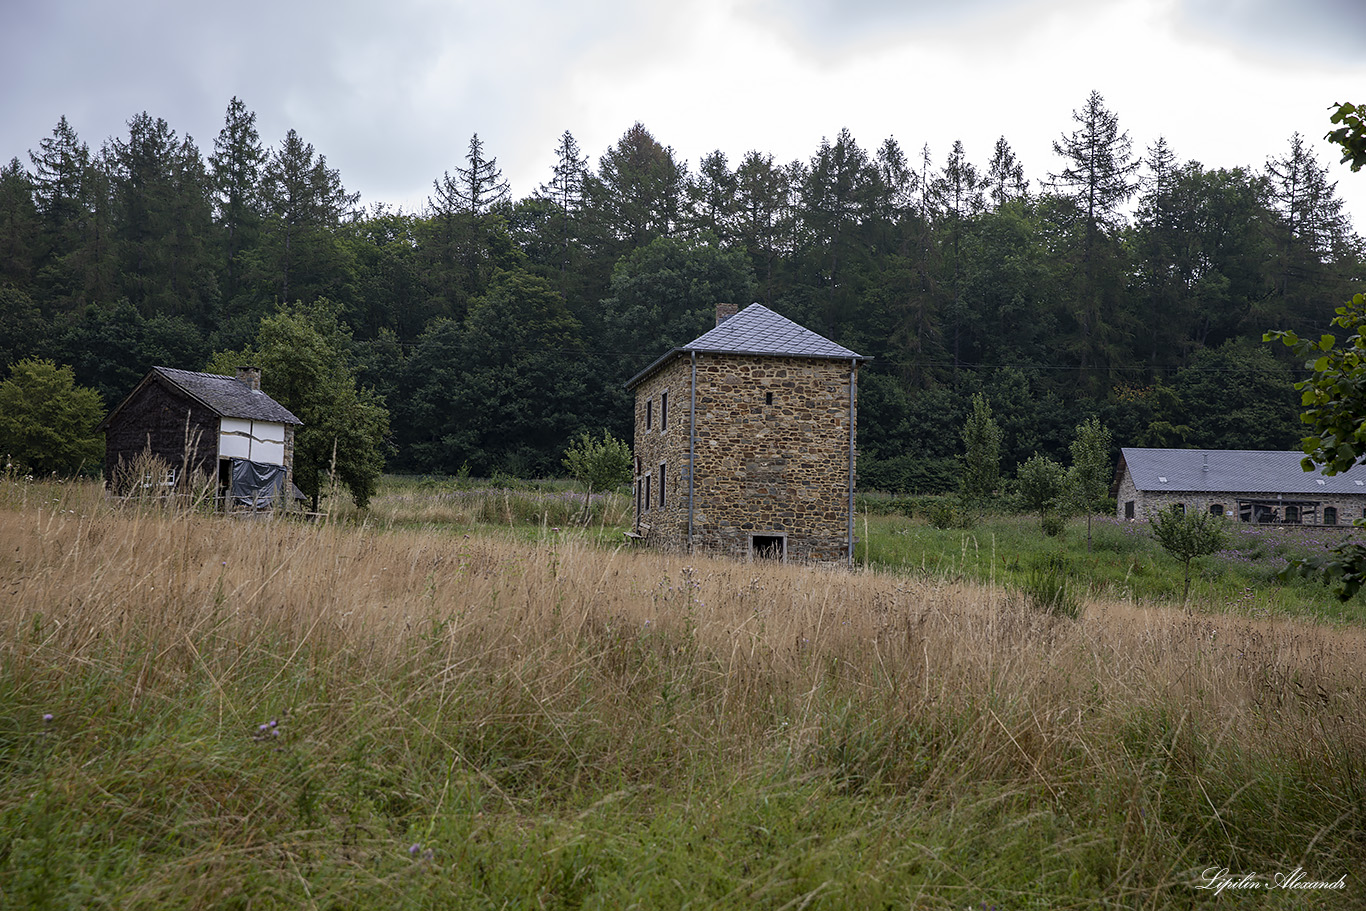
[{"left": 2, "top": 475, "right": 1365, "bottom": 908}]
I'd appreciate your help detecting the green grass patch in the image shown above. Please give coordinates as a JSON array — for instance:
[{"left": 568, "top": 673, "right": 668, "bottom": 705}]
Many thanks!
[{"left": 855, "top": 510, "right": 1366, "bottom": 623}]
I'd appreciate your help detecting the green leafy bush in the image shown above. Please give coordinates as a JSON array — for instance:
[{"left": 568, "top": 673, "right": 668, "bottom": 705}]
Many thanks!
[{"left": 1021, "top": 554, "right": 1081, "bottom": 618}]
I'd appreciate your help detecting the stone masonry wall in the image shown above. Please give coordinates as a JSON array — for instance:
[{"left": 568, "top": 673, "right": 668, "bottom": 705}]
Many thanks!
[
  {"left": 633, "top": 352, "right": 856, "bottom": 563},
  {"left": 632, "top": 357, "right": 695, "bottom": 548}
]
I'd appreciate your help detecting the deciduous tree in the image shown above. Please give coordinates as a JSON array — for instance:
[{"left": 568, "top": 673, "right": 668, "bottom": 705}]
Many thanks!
[
  {"left": 1067, "top": 416, "right": 1112, "bottom": 549},
  {"left": 960, "top": 392, "right": 1001, "bottom": 504},
  {"left": 1016, "top": 452, "right": 1066, "bottom": 531},
  {"left": 208, "top": 300, "right": 387, "bottom": 508},
  {"left": 562, "top": 430, "right": 632, "bottom": 520},
  {"left": 0, "top": 357, "right": 104, "bottom": 476},
  {"left": 1150, "top": 505, "right": 1227, "bottom": 600}
]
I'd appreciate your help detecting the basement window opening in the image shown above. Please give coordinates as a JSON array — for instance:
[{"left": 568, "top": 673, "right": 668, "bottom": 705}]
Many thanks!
[{"left": 751, "top": 534, "right": 786, "bottom": 561}]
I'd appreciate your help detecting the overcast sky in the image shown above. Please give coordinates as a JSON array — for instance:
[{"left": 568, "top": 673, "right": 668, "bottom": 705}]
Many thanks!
[{"left": 5, "top": 0, "right": 1366, "bottom": 229}]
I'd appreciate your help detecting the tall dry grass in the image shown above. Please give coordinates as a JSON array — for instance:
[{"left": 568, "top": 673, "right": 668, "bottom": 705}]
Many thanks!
[{"left": 3, "top": 478, "right": 1364, "bottom": 906}]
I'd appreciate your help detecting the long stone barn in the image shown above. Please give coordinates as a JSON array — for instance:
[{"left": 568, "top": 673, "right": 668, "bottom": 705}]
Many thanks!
[
  {"left": 625, "top": 303, "right": 867, "bottom": 564},
  {"left": 1115, "top": 447, "right": 1366, "bottom": 525}
]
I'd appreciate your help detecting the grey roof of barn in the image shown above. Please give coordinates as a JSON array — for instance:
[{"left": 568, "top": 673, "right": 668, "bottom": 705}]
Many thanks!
[
  {"left": 1119, "top": 447, "right": 1366, "bottom": 496},
  {"left": 625, "top": 303, "right": 866, "bottom": 389},
  {"left": 103, "top": 367, "right": 302, "bottom": 428}
]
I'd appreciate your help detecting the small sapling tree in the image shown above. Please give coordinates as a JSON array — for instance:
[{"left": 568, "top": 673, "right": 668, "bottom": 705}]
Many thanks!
[
  {"left": 562, "top": 431, "right": 632, "bottom": 522},
  {"left": 1150, "top": 505, "right": 1228, "bottom": 600},
  {"left": 961, "top": 392, "right": 1002, "bottom": 507},
  {"left": 1068, "top": 417, "right": 1113, "bottom": 551},
  {"left": 1016, "top": 453, "right": 1067, "bottom": 534}
]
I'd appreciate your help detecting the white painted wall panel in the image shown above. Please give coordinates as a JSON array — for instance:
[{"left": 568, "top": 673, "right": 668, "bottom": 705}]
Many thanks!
[
  {"left": 255, "top": 422, "right": 285, "bottom": 444},
  {"left": 221, "top": 418, "right": 253, "bottom": 436},
  {"left": 219, "top": 419, "right": 288, "bottom": 465},
  {"left": 219, "top": 433, "right": 251, "bottom": 460},
  {"left": 251, "top": 439, "right": 286, "bottom": 464}
]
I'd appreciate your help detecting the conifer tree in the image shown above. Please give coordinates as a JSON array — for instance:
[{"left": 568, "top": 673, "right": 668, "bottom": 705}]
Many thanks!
[
  {"left": 535, "top": 129, "right": 588, "bottom": 277},
  {"left": 588, "top": 123, "right": 687, "bottom": 252},
  {"left": 209, "top": 97, "right": 264, "bottom": 301},
  {"left": 1048, "top": 91, "right": 1139, "bottom": 392},
  {"left": 733, "top": 150, "right": 792, "bottom": 303},
  {"left": 431, "top": 133, "right": 510, "bottom": 216},
  {"left": 0, "top": 159, "right": 40, "bottom": 287},
  {"left": 1049, "top": 90, "right": 1139, "bottom": 256},
  {"left": 985, "top": 136, "right": 1028, "bottom": 209},
  {"left": 259, "top": 129, "right": 358, "bottom": 305}
]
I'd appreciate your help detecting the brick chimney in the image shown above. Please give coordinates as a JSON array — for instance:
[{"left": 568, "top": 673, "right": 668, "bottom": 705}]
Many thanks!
[
  {"left": 236, "top": 366, "right": 262, "bottom": 391},
  {"left": 716, "top": 302, "right": 737, "bottom": 326}
]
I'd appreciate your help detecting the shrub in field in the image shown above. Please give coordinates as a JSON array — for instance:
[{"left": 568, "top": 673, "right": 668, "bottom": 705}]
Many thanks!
[
  {"left": 1040, "top": 511, "right": 1067, "bottom": 538},
  {"left": 1021, "top": 553, "right": 1081, "bottom": 618},
  {"left": 1015, "top": 453, "right": 1066, "bottom": 532},
  {"left": 925, "top": 497, "right": 975, "bottom": 529}
]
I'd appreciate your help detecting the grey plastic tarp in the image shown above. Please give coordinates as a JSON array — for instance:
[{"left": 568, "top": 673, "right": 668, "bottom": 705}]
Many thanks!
[{"left": 230, "top": 459, "right": 285, "bottom": 508}]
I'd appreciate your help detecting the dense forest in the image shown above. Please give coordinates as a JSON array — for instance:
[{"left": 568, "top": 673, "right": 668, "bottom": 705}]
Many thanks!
[{"left": 2, "top": 92, "right": 1362, "bottom": 491}]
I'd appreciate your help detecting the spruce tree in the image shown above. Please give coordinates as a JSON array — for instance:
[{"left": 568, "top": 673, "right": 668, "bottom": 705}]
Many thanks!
[
  {"left": 209, "top": 97, "right": 264, "bottom": 302},
  {"left": 985, "top": 136, "right": 1028, "bottom": 209},
  {"left": 431, "top": 133, "right": 510, "bottom": 216}
]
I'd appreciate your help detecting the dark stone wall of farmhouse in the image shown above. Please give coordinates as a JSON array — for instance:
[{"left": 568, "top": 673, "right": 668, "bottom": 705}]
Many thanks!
[
  {"left": 633, "top": 353, "right": 856, "bottom": 563},
  {"left": 104, "top": 380, "right": 219, "bottom": 489}
]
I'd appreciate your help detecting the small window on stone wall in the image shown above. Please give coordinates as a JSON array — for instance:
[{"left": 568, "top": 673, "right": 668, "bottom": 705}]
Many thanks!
[
  {"left": 1125, "top": 500, "right": 1135, "bottom": 519},
  {"left": 765, "top": 391, "right": 773, "bottom": 406},
  {"left": 661, "top": 391, "right": 668, "bottom": 430},
  {"left": 1209, "top": 504, "right": 1224, "bottom": 517},
  {"left": 1325, "top": 506, "right": 1338, "bottom": 526},
  {"left": 645, "top": 400, "right": 652, "bottom": 430},
  {"left": 658, "top": 463, "right": 666, "bottom": 507},
  {"left": 752, "top": 535, "right": 785, "bottom": 561}
]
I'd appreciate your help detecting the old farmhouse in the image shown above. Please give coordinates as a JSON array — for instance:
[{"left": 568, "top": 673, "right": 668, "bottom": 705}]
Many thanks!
[
  {"left": 1115, "top": 447, "right": 1366, "bottom": 526},
  {"left": 625, "top": 303, "right": 866, "bottom": 564},
  {"left": 102, "top": 366, "right": 301, "bottom": 509}
]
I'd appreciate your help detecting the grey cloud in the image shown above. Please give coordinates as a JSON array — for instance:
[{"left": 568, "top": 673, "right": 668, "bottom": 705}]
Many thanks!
[
  {"left": 1176, "top": 0, "right": 1365, "bottom": 61},
  {"left": 743, "top": 0, "right": 1057, "bottom": 47}
]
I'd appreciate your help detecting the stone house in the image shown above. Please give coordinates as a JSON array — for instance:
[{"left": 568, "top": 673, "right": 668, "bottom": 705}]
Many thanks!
[
  {"left": 101, "top": 366, "right": 301, "bottom": 509},
  {"left": 1115, "top": 447, "right": 1366, "bottom": 526},
  {"left": 625, "top": 303, "right": 866, "bottom": 564}
]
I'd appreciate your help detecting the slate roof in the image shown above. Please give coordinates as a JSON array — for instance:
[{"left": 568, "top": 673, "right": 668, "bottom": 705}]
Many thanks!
[
  {"left": 1120, "top": 448, "right": 1366, "bottom": 496},
  {"left": 104, "top": 367, "right": 302, "bottom": 427},
  {"left": 625, "top": 304, "right": 865, "bottom": 389}
]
